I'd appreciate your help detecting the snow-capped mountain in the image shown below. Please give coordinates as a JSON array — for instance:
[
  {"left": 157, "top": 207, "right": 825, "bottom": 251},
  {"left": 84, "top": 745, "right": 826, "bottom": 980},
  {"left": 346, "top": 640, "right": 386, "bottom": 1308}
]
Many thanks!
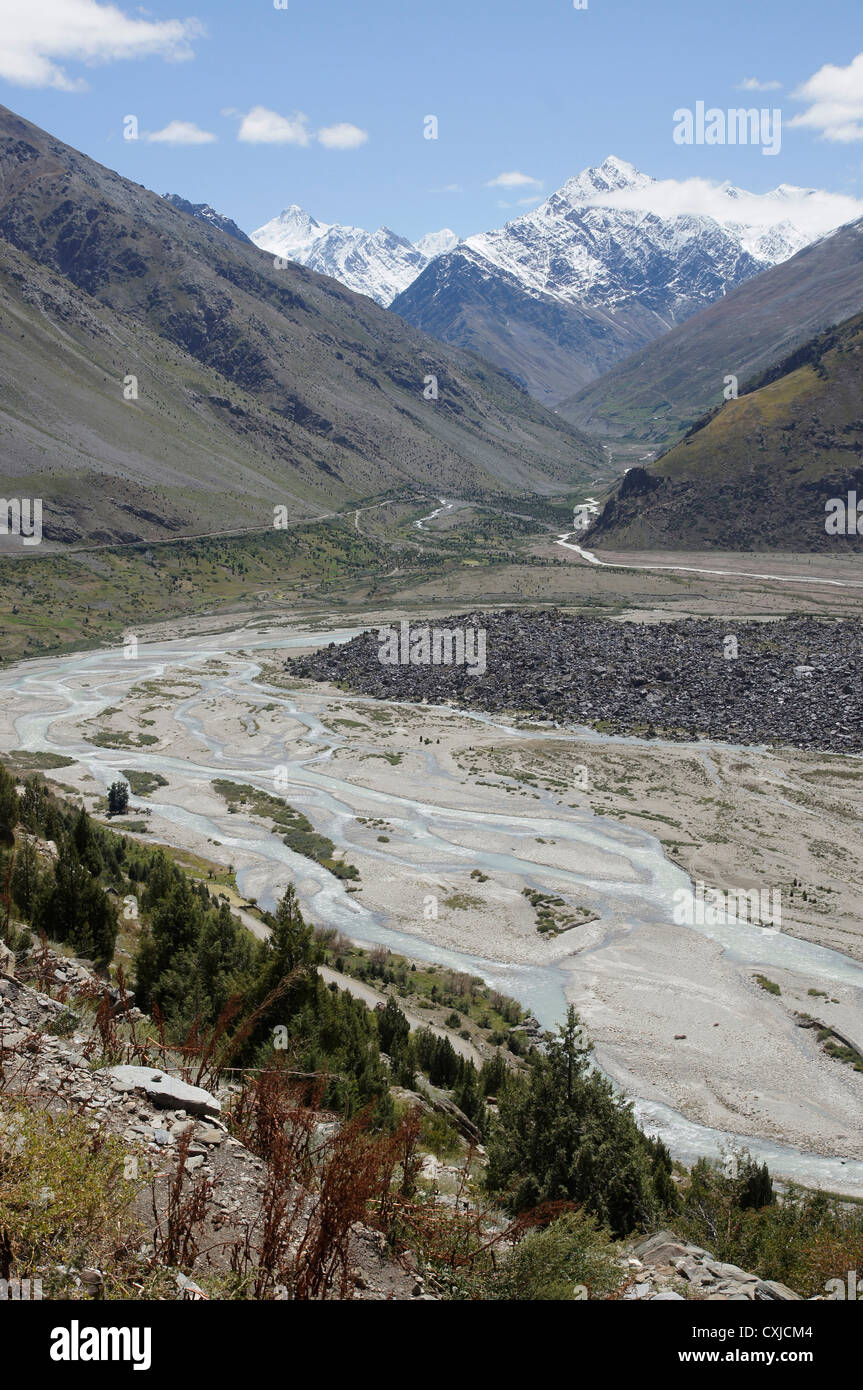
[
  {"left": 461, "top": 157, "right": 816, "bottom": 311},
  {"left": 250, "top": 205, "right": 457, "bottom": 306},
  {"left": 249, "top": 160, "right": 860, "bottom": 399},
  {"left": 391, "top": 156, "right": 860, "bottom": 402},
  {"left": 413, "top": 228, "right": 460, "bottom": 260}
]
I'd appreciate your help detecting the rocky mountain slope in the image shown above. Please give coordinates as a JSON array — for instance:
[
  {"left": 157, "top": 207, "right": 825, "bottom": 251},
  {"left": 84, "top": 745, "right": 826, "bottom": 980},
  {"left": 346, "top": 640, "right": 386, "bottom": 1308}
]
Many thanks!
[
  {"left": 588, "top": 309, "right": 863, "bottom": 551},
  {"left": 0, "top": 945, "right": 428, "bottom": 1301},
  {"left": 0, "top": 105, "right": 600, "bottom": 546},
  {"left": 392, "top": 158, "right": 848, "bottom": 403},
  {"left": 164, "top": 193, "right": 253, "bottom": 244},
  {"left": 0, "top": 946, "right": 805, "bottom": 1302},
  {"left": 250, "top": 205, "right": 457, "bottom": 306},
  {"left": 560, "top": 217, "right": 863, "bottom": 460},
  {"left": 390, "top": 244, "right": 665, "bottom": 403}
]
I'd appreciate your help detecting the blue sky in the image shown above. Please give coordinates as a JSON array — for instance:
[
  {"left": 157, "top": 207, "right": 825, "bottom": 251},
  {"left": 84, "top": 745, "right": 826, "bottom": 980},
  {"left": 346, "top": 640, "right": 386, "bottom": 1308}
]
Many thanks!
[{"left": 2, "top": 0, "right": 863, "bottom": 240}]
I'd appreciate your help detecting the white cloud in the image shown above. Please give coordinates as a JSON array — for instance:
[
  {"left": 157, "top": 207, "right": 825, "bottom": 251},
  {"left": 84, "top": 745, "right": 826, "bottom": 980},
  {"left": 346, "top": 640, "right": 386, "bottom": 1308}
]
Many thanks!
[
  {"left": 233, "top": 109, "right": 367, "bottom": 150},
  {"left": 486, "top": 170, "right": 542, "bottom": 189},
  {"left": 143, "top": 120, "right": 215, "bottom": 145},
  {"left": 576, "top": 173, "right": 863, "bottom": 243},
  {"left": 237, "top": 106, "right": 311, "bottom": 146},
  {"left": 791, "top": 51, "right": 863, "bottom": 143},
  {"left": 738, "top": 77, "right": 782, "bottom": 92},
  {"left": 318, "top": 122, "right": 368, "bottom": 150},
  {"left": 0, "top": 0, "right": 201, "bottom": 91}
]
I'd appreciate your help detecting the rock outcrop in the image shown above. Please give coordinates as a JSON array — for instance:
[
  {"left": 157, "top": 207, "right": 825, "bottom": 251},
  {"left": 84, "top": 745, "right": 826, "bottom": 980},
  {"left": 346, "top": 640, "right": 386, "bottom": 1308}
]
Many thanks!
[
  {"left": 622, "top": 1230, "right": 802, "bottom": 1301},
  {"left": 103, "top": 1065, "right": 221, "bottom": 1118}
]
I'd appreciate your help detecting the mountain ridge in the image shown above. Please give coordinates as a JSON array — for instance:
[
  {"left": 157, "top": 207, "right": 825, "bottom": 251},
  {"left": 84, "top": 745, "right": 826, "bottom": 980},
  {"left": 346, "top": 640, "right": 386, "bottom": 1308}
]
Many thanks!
[
  {"left": 251, "top": 205, "right": 458, "bottom": 306},
  {"left": 164, "top": 193, "right": 253, "bottom": 244},
  {"left": 587, "top": 307, "right": 863, "bottom": 551},
  {"left": 390, "top": 156, "right": 858, "bottom": 402},
  {"left": 558, "top": 215, "right": 863, "bottom": 460},
  {"left": 0, "top": 103, "right": 601, "bottom": 547}
]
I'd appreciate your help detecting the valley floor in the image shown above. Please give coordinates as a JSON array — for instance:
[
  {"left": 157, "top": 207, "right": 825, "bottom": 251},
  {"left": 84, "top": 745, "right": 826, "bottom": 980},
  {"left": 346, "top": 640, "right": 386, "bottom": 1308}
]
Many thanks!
[{"left": 2, "top": 612, "right": 863, "bottom": 1187}]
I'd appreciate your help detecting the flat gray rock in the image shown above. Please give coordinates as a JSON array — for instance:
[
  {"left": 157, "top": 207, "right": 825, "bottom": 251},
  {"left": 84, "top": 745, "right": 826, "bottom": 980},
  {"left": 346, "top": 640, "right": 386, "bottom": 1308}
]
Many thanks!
[
  {"left": 755, "top": 1279, "right": 801, "bottom": 1301},
  {"left": 706, "top": 1261, "right": 757, "bottom": 1282},
  {"left": 641, "top": 1241, "right": 691, "bottom": 1267},
  {"left": 633, "top": 1230, "right": 688, "bottom": 1262},
  {"left": 102, "top": 1066, "right": 221, "bottom": 1117}
]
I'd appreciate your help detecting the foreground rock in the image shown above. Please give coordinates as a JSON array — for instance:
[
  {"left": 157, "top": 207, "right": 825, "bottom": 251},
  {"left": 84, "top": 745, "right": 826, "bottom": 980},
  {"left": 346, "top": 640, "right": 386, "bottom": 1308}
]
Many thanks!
[
  {"left": 103, "top": 1065, "right": 221, "bottom": 1117},
  {"left": 623, "top": 1230, "right": 802, "bottom": 1301},
  {"left": 291, "top": 612, "right": 863, "bottom": 753}
]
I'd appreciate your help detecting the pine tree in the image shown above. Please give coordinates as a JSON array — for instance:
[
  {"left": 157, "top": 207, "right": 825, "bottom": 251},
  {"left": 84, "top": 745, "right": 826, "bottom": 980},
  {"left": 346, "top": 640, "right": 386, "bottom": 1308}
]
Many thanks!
[
  {"left": 486, "top": 1006, "right": 665, "bottom": 1237},
  {"left": 268, "top": 884, "right": 317, "bottom": 977},
  {"left": 377, "top": 996, "right": 410, "bottom": 1055},
  {"left": 741, "top": 1159, "right": 774, "bottom": 1210},
  {"left": 0, "top": 765, "right": 18, "bottom": 844}
]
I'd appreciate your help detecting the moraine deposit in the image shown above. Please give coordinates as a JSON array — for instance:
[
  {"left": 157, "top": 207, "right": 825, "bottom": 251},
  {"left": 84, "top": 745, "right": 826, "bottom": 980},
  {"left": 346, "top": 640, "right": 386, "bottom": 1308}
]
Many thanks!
[{"left": 291, "top": 611, "right": 863, "bottom": 752}]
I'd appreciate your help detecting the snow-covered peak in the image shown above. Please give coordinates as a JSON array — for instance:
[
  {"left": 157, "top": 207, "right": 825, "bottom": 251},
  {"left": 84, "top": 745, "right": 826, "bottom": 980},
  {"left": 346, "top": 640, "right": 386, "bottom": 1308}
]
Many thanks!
[
  {"left": 251, "top": 208, "right": 461, "bottom": 305},
  {"left": 250, "top": 161, "right": 861, "bottom": 316},
  {"left": 413, "top": 228, "right": 459, "bottom": 258},
  {"left": 558, "top": 155, "right": 653, "bottom": 202},
  {"left": 251, "top": 205, "right": 333, "bottom": 260},
  {"left": 458, "top": 156, "right": 857, "bottom": 313}
]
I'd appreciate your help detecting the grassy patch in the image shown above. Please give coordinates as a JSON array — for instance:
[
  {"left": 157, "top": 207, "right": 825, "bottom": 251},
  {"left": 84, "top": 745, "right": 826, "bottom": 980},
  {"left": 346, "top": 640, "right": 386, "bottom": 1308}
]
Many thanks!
[
  {"left": 87, "top": 731, "right": 159, "bottom": 750},
  {"left": 3, "top": 751, "right": 76, "bottom": 772},
  {"left": 0, "top": 1102, "right": 142, "bottom": 1290},
  {"left": 121, "top": 770, "right": 169, "bottom": 796},
  {"left": 212, "top": 780, "right": 359, "bottom": 881},
  {"left": 442, "top": 892, "right": 484, "bottom": 911},
  {"left": 522, "top": 888, "right": 595, "bottom": 937}
]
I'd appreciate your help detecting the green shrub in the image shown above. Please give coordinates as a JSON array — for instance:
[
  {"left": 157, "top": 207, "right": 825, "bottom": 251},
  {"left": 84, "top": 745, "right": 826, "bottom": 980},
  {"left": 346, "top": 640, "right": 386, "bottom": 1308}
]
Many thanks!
[
  {"left": 0, "top": 1102, "right": 141, "bottom": 1285},
  {"left": 481, "top": 1211, "right": 625, "bottom": 1301},
  {"left": 420, "top": 1112, "right": 462, "bottom": 1160}
]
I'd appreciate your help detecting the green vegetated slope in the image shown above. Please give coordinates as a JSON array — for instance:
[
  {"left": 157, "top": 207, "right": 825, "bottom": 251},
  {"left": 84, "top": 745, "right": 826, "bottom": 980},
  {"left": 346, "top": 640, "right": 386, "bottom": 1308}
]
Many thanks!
[
  {"left": 0, "top": 104, "right": 602, "bottom": 547},
  {"left": 558, "top": 217, "right": 863, "bottom": 458},
  {"left": 0, "top": 522, "right": 392, "bottom": 662},
  {"left": 590, "top": 310, "right": 863, "bottom": 550},
  {"left": 5, "top": 767, "right": 863, "bottom": 1299},
  {"left": 0, "top": 506, "right": 556, "bottom": 665}
]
